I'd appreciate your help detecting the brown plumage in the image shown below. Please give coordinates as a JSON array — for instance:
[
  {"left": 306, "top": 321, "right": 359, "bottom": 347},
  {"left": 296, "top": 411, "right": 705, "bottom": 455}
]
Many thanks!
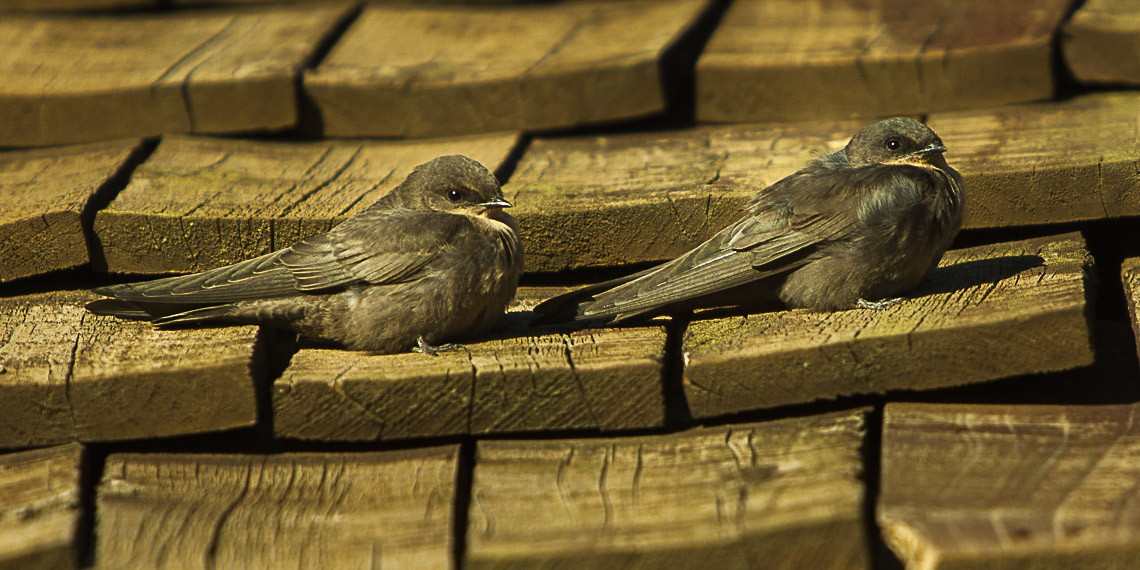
[
  {"left": 88, "top": 155, "right": 524, "bottom": 354},
  {"left": 534, "top": 117, "right": 964, "bottom": 324}
]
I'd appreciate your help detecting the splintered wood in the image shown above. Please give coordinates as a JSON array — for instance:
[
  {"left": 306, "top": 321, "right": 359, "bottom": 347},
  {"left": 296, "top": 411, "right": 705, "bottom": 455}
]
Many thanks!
[
  {"left": 682, "top": 233, "right": 1094, "bottom": 418},
  {"left": 0, "top": 5, "right": 352, "bottom": 147},
  {"left": 928, "top": 92, "right": 1140, "bottom": 229},
  {"left": 697, "top": 0, "right": 1071, "bottom": 123},
  {"left": 466, "top": 409, "right": 868, "bottom": 569},
  {"left": 273, "top": 288, "right": 666, "bottom": 441},
  {"left": 0, "top": 444, "right": 83, "bottom": 570},
  {"left": 97, "top": 447, "right": 458, "bottom": 569},
  {"left": 1063, "top": 0, "right": 1140, "bottom": 85},
  {"left": 304, "top": 0, "right": 710, "bottom": 138},
  {"left": 1125, "top": 258, "right": 1140, "bottom": 365},
  {"left": 880, "top": 403, "right": 1140, "bottom": 569},
  {"left": 0, "top": 140, "right": 141, "bottom": 283},
  {"left": 507, "top": 119, "right": 864, "bottom": 272},
  {"left": 0, "top": 291, "right": 259, "bottom": 449},
  {"left": 93, "top": 132, "right": 521, "bottom": 275}
]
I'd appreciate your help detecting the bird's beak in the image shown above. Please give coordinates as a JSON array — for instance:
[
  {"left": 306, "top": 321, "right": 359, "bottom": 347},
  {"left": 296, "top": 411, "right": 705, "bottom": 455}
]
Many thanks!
[
  {"left": 917, "top": 142, "right": 948, "bottom": 155},
  {"left": 479, "top": 197, "right": 512, "bottom": 208}
]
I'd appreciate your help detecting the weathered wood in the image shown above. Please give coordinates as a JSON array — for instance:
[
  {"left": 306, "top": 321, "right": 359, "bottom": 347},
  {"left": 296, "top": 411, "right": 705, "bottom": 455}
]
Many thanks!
[
  {"left": 880, "top": 403, "right": 1140, "bottom": 569},
  {"left": 697, "top": 0, "right": 1071, "bottom": 123},
  {"left": 466, "top": 409, "right": 868, "bottom": 569},
  {"left": 0, "top": 140, "right": 141, "bottom": 283},
  {"left": 0, "top": 0, "right": 148, "bottom": 10},
  {"left": 682, "top": 233, "right": 1094, "bottom": 419},
  {"left": 97, "top": 447, "right": 457, "bottom": 569},
  {"left": 927, "top": 92, "right": 1140, "bottom": 229},
  {"left": 0, "top": 291, "right": 259, "bottom": 449},
  {"left": 511, "top": 92, "right": 1140, "bottom": 272},
  {"left": 0, "top": 5, "right": 353, "bottom": 147},
  {"left": 508, "top": 119, "right": 864, "bottom": 272},
  {"left": 1063, "top": 0, "right": 1140, "bottom": 85},
  {"left": 273, "top": 288, "right": 666, "bottom": 442},
  {"left": 303, "top": 0, "right": 710, "bottom": 138},
  {"left": 1125, "top": 257, "right": 1140, "bottom": 365},
  {"left": 0, "top": 444, "right": 83, "bottom": 570},
  {"left": 93, "top": 132, "right": 521, "bottom": 275}
]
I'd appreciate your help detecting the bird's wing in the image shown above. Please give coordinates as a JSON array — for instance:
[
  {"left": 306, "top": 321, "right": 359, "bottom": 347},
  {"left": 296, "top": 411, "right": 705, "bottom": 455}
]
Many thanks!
[
  {"left": 94, "top": 211, "right": 464, "bottom": 304},
  {"left": 571, "top": 168, "right": 870, "bottom": 321}
]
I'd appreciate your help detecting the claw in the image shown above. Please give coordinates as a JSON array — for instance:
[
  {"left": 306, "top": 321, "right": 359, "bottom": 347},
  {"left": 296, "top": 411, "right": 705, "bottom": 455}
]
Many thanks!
[
  {"left": 412, "top": 336, "right": 463, "bottom": 356},
  {"left": 856, "top": 297, "right": 905, "bottom": 310}
]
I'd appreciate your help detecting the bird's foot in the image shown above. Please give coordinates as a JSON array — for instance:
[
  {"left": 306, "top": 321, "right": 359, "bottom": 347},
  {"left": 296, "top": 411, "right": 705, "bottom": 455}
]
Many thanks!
[
  {"left": 412, "top": 336, "right": 463, "bottom": 356},
  {"left": 856, "top": 297, "right": 905, "bottom": 310}
]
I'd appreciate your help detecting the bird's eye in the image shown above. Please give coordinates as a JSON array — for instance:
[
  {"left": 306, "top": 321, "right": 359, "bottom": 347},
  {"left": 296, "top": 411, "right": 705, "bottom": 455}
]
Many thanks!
[
  {"left": 446, "top": 190, "right": 463, "bottom": 202},
  {"left": 885, "top": 138, "right": 903, "bottom": 151}
]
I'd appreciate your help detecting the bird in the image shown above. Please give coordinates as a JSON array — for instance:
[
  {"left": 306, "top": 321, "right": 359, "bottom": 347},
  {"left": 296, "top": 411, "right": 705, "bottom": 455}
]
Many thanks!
[
  {"left": 87, "top": 155, "right": 524, "bottom": 355},
  {"left": 533, "top": 117, "right": 964, "bottom": 325}
]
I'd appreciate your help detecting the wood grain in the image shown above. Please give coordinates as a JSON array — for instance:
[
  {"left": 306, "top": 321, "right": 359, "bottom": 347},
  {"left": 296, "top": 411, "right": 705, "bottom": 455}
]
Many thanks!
[
  {"left": 0, "top": 291, "right": 259, "bottom": 449},
  {"left": 880, "top": 403, "right": 1140, "bottom": 569},
  {"left": 93, "top": 132, "right": 521, "bottom": 275},
  {"left": 0, "top": 5, "right": 352, "bottom": 147},
  {"left": 0, "top": 140, "right": 141, "bottom": 283},
  {"left": 273, "top": 288, "right": 666, "bottom": 442},
  {"left": 928, "top": 92, "right": 1140, "bottom": 230},
  {"left": 0, "top": 444, "right": 83, "bottom": 570},
  {"left": 466, "top": 409, "right": 868, "bottom": 569},
  {"left": 1125, "top": 257, "right": 1140, "bottom": 366},
  {"left": 682, "top": 233, "right": 1094, "bottom": 419},
  {"left": 1063, "top": 0, "right": 1140, "bottom": 85},
  {"left": 97, "top": 447, "right": 458, "bottom": 569},
  {"left": 303, "top": 0, "right": 710, "bottom": 138},
  {"left": 507, "top": 119, "right": 865, "bottom": 272},
  {"left": 697, "top": 0, "right": 1071, "bottom": 123}
]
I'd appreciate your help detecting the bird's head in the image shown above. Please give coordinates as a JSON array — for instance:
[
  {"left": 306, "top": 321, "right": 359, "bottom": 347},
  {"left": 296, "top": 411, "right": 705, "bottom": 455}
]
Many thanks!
[
  {"left": 393, "top": 155, "right": 512, "bottom": 217},
  {"left": 843, "top": 117, "right": 949, "bottom": 168}
]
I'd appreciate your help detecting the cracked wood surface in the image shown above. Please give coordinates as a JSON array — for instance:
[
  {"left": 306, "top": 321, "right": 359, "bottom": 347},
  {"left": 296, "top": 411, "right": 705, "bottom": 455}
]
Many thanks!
[
  {"left": 0, "top": 140, "right": 142, "bottom": 283},
  {"left": 303, "top": 0, "right": 710, "bottom": 138},
  {"left": 509, "top": 93, "right": 1140, "bottom": 272},
  {"left": 0, "top": 290, "right": 259, "bottom": 449},
  {"left": 0, "top": 444, "right": 83, "bottom": 570},
  {"left": 466, "top": 409, "right": 867, "bottom": 569},
  {"left": 682, "top": 233, "right": 1094, "bottom": 419},
  {"left": 96, "top": 446, "right": 457, "bottom": 569},
  {"left": 273, "top": 287, "right": 666, "bottom": 442},
  {"left": 0, "top": 5, "right": 353, "bottom": 147},
  {"left": 926, "top": 92, "right": 1140, "bottom": 229},
  {"left": 1063, "top": 0, "right": 1140, "bottom": 86},
  {"left": 92, "top": 132, "right": 521, "bottom": 274},
  {"left": 697, "top": 0, "right": 1071, "bottom": 123},
  {"left": 1125, "top": 257, "right": 1140, "bottom": 366},
  {"left": 879, "top": 403, "right": 1140, "bottom": 569}
]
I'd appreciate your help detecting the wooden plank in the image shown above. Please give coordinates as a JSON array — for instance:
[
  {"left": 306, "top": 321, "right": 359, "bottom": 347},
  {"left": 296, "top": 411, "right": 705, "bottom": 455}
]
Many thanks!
[
  {"left": 0, "top": 140, "right": 142, "bottom": 283},
  {"left": 303, "top": 0, "right": 710, "bottom": 138},
  {"left": 0, "top": 291, "right": 259, "bottom": 449},
  {"left": 273, "top": 287, "right": 666, "bottom": 442},
  {"left": 697, "top": 0, "right": 1071, "bottom": 123},
  {"left": 1125, "top": 257, "right": 1140, "bottom": 366},
  {"left": 0, "top": 444, "right": 83, "bottom": 570},
  {"left": 508, "top": 119, "right": 864, "bottom": 272},
  {"left": 97, "top": 446, "right": 457, "bottom": 569},
  {"left": 1063, "top": 0, "right": 1140, "bottom": 85},
  {"left": 0, "top": 0, "right": 148, "bottom": 10},
  {"left": 510, "top": 92, "right": 1139, "bottom": 273},
  {"left": 682, "top": 233, "right": 1094, "bottom": 419},
  {"left": 92, "top": 132, "right": 521, "bottom": 275},
  {"left": 0, "top": 5, "right": 353, "bottom": 147},
  {"left": 927, "top": 92, "right": 1140, "bottom": 230},
  {"left": 879, "top": 403, "right": 1140, "bottom": 569},
  {"left": 466, "top": 409, "right": 868, "bottom": 569}
]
